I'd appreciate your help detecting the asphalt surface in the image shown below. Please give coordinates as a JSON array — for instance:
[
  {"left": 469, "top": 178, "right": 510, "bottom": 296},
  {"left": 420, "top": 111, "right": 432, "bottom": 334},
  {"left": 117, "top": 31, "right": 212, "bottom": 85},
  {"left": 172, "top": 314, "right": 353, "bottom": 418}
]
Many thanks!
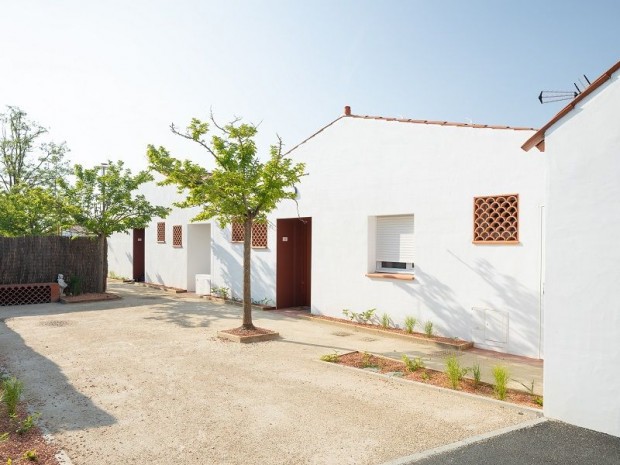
[{"left": 410, "top": 420, "right": 620, "bottom": 465}]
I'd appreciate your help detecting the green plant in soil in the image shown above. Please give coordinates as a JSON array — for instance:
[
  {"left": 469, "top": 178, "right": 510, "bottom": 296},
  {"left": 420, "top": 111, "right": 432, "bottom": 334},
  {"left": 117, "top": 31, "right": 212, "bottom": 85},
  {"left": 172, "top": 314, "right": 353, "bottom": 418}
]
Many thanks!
[
  {"left": 472, "top": 363, "right": 481, "bottom": 387},
  {"left": 22, "top": 450, "right": 37, "bottom": 461},
  {"left": 361, "top": 352, "right": 377, "bottom": 368},
  {"left": 421, "top": 371, "right": 430, "bottom": 381},
  {"left": 380, "top": 313, "right": 391, "bottom": 329},
  {"left": 493, "top": 365, "right": 510, "bottom": 400},
  {"left": 534, "top": 396, "right": 543, "bottom": 407},
  {"left": 0, "top": 432, "right": 8, "bottom": 442},
  {"left": 2, "top": 377, "right": 23, "bottom": 417},
  {"left": 360, "top": 308, "right": 375, "bottom": 324},
  {"left": 404, "top": 316, "right": 417, "bottom": 333},
  {"left": 402, "top": 354, "right": 425, "bottom": 372},
  {"left": 16, "top": 412, "right": 40, "bottom": 435},
  {"left": 445, "top": 355, "right": 469, "bottom": 389},
  {"left": 424, "top": 321, "right": 434, "bottom": 337},
  {"left": 320, "top": 352, "right": 339, "bottom": 363}
]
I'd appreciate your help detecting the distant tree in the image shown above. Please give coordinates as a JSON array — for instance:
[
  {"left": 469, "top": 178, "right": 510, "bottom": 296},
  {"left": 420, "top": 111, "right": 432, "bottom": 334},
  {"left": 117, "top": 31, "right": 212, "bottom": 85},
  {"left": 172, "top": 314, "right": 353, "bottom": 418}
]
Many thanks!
[
  {"left": 0, "top": 106, "right": 69, "bottom": 192},
  {"left": 0, "top": 185, "right": 75, "bottom": 237},
  {"left": 61, "top": 160, "right": 169, "bottom": 292},
  {"left": 147, "top": 114, "right": 305, "bottom": 330}
]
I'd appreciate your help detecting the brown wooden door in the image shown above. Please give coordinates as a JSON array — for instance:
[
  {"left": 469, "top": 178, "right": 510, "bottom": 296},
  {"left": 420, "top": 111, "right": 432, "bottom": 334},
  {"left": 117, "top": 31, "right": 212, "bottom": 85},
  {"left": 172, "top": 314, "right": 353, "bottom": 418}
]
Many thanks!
[
  {"left": 276, "top": 218, "right": 311, "bottom": 309},
  {"left": 133, "top": 228, "right": 145, "bottom": 282}
]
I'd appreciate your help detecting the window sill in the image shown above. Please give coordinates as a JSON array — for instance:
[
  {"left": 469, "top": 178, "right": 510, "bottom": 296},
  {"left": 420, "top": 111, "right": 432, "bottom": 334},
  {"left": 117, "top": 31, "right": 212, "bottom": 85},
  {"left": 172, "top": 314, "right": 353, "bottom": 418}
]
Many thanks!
[
  {"left": 365, "top": 273, "right": 415, "bottom": 281},
  {"left": 157, "top": 241, "right": 166, "bottom": 244},
  {"left": 172, "top": 245, "right": 183, "bottom": 248},
  {"left": 472, "top": 241, "right": 521, "bottom": 245}
]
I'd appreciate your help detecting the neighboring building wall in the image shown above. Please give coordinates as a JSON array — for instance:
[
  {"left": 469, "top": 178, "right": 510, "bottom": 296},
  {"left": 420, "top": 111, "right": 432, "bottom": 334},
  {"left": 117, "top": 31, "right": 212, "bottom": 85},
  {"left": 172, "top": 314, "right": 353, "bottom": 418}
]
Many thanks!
[
  {"left": 543, "top": 73, "right": 620, "bottom": 436},
  {"left": 209, "top": 117, "right": 546, "bottom": 358},
  {"left": 107, "top": 231, "right": 133, "bottom": 280}
]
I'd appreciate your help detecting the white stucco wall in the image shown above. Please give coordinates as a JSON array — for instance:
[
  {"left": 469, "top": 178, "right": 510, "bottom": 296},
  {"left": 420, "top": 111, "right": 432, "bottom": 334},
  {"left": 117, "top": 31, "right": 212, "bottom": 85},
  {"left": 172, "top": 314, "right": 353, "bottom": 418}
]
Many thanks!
[
  {"left": 543, "top": 72, "right": 620, "bottom": 436},
  {"left": 107, "top": 231, "right": 133, "bottom": 280}
]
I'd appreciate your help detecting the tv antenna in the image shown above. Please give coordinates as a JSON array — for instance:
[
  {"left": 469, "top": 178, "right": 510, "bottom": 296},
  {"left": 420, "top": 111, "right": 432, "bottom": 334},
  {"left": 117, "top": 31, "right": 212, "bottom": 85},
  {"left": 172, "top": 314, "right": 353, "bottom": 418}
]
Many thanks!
[{"left": 538, "top": 74, "right": 591, "bottom": 104}]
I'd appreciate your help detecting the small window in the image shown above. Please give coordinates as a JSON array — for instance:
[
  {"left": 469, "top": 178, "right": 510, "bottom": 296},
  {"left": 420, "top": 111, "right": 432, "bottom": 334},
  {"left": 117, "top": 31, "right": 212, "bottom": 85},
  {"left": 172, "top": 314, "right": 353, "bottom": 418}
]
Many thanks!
[
  {"left": 231, "top": 221, "right": 269, "bottom": 248},
  {"left": 172, "top": 225, "right": 182, "bottom": 247},
  {"left": 375, "top": 215, "right": 414, "bottom": 273},
  {"left": 157, "top": 222, "right": 165, "bottom": 243},
  {"left": 473, "top": 194, "right": 519, "bottom": 243}
]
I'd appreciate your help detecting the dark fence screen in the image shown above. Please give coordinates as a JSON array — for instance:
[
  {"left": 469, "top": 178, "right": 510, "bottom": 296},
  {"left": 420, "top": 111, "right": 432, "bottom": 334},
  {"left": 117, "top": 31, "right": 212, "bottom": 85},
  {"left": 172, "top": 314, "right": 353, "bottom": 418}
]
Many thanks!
[{"left": 0, "top": 236, "right": 103, "bottom": 293}]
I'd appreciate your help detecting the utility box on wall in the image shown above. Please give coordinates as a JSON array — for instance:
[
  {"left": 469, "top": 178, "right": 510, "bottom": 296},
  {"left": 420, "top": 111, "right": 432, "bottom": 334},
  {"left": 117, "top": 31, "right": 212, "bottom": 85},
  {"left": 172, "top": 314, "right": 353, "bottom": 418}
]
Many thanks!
[
  {"left": 472, "top": 307, "right": 509, "bottom": 348},
  {"left": 195, "top": 274, "right": 211, "bottom": 296}
]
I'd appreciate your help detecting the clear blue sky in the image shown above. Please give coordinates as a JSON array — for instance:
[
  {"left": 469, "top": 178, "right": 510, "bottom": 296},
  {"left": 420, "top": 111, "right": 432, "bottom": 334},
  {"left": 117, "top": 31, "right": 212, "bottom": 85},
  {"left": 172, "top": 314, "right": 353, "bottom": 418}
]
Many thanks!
[{"left": 1, "top": 0, "right": 618, "bottom": 170}]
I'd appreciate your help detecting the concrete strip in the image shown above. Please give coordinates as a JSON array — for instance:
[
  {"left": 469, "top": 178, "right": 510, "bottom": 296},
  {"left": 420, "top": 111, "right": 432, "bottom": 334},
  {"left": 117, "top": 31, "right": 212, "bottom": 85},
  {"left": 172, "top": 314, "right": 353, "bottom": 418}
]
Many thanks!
[{"left": 378, "top": 417, "right": 548, "bottom": 465}]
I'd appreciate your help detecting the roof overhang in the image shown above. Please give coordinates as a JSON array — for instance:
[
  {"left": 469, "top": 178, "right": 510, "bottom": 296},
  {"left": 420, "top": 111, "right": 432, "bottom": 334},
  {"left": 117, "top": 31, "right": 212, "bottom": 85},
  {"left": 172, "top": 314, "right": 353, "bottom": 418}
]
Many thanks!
[{"left": 522, "top": 60, "right": 620, "bottom": 152}]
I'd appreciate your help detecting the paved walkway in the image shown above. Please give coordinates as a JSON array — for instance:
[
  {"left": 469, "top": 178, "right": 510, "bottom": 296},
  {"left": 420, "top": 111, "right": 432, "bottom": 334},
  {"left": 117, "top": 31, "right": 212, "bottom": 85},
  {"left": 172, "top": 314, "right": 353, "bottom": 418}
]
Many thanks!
[
  {"left": 409, "top": 420, "right": 620, "bottom": 465},
  {"left": 0, "top": 282, "right": 541, "bottom": 465}
]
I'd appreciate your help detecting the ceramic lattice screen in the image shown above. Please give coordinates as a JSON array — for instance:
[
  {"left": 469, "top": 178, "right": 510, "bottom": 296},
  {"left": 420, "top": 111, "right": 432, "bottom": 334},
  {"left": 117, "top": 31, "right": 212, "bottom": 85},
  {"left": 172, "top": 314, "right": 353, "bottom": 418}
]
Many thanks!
[
  {"left": 172, "top": 225, "right": 182, "bottom": 247},
  {"left": 231, "top": 222, "right": 268, "bottom": 248},
  {"left": 157, "top": 222, "right": 166, "bottom": 243},
  {"left": 473, "top": 194, "right": 519, "bottom": 243},
  {"left": 251, "top": 223, "right": 268, "bottom": 248}
]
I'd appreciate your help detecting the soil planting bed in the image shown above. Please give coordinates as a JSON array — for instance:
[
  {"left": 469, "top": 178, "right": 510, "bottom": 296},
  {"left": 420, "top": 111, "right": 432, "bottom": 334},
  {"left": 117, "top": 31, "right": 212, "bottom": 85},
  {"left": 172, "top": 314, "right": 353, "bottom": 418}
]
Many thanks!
[
  {"left": 0, "top": 404, "right": 60, "bottom": 464},
  {"left": 308, "top": 315, "right": 474, "bottom": 350},
  {"left": 335, "top": 351, "right": 542, "bottom": 409},
  {"left": 60, "top": 292, "right": 121, "bottom": 304},
  {"left": 217, "top": 326, "right": 279, "bottom": 343}
]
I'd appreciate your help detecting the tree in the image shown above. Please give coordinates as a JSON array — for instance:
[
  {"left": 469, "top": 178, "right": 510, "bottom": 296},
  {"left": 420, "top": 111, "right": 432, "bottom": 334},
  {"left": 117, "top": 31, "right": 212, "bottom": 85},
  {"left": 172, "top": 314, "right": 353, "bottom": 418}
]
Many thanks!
[
  {"left": 61, "top": 160, "right": 170, "bottom": 292},
  {"left": 0, "top": 106, "right": 70, "bottom": 192},
  {"left": 147, "top": 115, "right": 305, "bottom": 329},
  {"left": 0, "top": 185, "right": 75, "bottom": 237}
]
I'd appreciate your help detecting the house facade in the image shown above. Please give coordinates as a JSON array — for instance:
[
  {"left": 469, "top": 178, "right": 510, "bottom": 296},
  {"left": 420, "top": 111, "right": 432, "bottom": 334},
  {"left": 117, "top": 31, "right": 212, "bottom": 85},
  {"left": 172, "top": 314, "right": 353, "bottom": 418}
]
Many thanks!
[
  {"left": 523, "top": 60, "right": 620, "bottom": 436},
  {"left": 109, "top": 109, "right": 546, "bottom": 358}
]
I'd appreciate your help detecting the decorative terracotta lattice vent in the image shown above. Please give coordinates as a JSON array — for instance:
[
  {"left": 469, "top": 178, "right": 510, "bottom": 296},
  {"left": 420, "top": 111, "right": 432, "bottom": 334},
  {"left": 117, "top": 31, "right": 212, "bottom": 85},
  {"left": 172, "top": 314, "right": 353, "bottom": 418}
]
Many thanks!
[
  {"left": 0, "top": 284, "right": 57, "bottom": 306},
  {"left": 157, "top": 222, "right": 165, "bottom": 243},
  {"left": 473, "top": 194, "right": 519, "bottom": 243},
  {"left": 251, "top": 223, "right": 268, "bottom": 248},
  {"left": 231, "top": 221, "right": 268, "bottom": 248},
  {"left": 231, "top": 222, "right": 244, "bottom": 242},
  {"left": 172, "top": 225, "right": 182, "bottom": 247}
]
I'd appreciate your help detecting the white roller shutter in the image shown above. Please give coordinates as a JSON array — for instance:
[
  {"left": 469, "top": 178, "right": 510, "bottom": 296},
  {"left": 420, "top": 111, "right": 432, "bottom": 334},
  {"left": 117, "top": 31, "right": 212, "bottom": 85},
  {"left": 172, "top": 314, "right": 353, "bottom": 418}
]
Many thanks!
[{"left": 376, "top": 215, "right": 415, "bottom": 263}]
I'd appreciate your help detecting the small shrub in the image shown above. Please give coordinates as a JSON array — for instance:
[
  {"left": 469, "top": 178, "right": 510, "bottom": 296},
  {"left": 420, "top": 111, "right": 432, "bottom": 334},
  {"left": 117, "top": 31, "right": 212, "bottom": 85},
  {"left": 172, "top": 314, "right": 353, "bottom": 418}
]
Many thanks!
[
  {"left": 0, "top": 432, "right": 8, "bottom": 442},
  {"left": 361, "top": 352, "right": 376, "bottom": 368},
  {"left": 402, "top": 354, "right": 425, "bottom": 372},
  {"left": 380, "top": 313, "right": 391, "bottom": 329},
  {"left": 493, "top": 365, "right": 510, "bottom": 400},
  {"left": 67, "top": 276, "right": 82, "bottom": 296},
  {"left": 16, "top": 412, "right": 40, "bottom": 435},
  {"left": 22, "top": 450, "right": 37, "bottom": 461},
  {"left": 472, "top": 363, "right": 482, "bottom": 387},
  {"left": 445, "top": 355, "right": 468, "bottom": 389},
  {"left": 404, "top": 316, "right": 417, "bottom": 334},
  {"left": 320, "top": 352, "right": 339, "bottom": 363},
  {"left": 534, "top": 396, "right": 543, "bottom": 407},
  {"left": 421, "top": 371, "right": 430, "bottom": 381},
  {"left": 2, "top": 377, "right": 24, "bottom": 417},
  {"left": 424, "top": 321, "right": 434, "bottom": 337},
  {"left": 342, "top": 309, "right": 354, "bottom": 321},
  {"left": 360, "top": 308, "right": 375, "bottom": 324}
]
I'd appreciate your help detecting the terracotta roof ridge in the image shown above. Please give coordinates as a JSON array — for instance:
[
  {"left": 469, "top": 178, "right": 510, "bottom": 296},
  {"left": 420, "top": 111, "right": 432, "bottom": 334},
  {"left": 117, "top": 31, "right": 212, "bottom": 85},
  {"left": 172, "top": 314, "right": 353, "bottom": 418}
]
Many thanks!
[{"left": 347, "top": 113, "right": 537, "bottom": 131}]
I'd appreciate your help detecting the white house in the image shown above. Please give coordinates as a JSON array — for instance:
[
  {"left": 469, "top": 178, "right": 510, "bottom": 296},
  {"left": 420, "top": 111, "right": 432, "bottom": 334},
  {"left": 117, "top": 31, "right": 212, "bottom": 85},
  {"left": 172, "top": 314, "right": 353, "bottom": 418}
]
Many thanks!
[
  {"left": 522, "top": 60, "right": 620, "bottom": 436},
  {"left": 109, "top": 108, "right": 546, "bottom": 358}
]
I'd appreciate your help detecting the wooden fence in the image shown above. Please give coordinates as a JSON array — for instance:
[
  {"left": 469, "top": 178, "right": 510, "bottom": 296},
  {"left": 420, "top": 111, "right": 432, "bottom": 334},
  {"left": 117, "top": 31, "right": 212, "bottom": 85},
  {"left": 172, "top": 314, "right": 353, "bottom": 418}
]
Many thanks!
[{"left": 0, "top": 236, "right": 103, "bottom": 293}]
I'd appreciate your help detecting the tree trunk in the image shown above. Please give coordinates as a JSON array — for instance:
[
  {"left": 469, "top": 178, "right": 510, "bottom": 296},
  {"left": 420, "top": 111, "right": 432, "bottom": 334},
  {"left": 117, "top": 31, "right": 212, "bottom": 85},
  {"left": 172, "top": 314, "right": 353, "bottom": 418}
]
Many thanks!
[
  {"left": 242, "top": 217, "right": 254, "bottom": 329},
  {"left": 98, "top": 234, "right": 107, "bottom": 293}
]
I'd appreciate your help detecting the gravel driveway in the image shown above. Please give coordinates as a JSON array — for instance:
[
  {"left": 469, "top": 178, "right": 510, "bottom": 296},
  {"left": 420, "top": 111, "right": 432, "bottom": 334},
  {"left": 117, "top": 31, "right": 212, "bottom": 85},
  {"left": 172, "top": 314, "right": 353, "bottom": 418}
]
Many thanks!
[{"left": 0, "top": 283, "right": 539, "bottom": 464}]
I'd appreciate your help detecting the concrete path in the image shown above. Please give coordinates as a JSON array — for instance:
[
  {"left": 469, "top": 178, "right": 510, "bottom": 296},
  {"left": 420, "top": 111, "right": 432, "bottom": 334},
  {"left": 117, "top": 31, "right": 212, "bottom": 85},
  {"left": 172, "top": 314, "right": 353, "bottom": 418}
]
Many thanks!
[
  {"left": 409, "top": 420, "right": 620, "bottom": 465},
  {"left": 0, "top": 282, "right": 540, "bottom": 464}
]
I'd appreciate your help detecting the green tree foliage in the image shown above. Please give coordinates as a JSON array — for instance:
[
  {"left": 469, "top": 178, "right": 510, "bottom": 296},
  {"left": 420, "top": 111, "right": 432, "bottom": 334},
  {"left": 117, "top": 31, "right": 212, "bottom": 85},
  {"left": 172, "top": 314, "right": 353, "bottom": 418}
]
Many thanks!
[
  {"left": 61, "top": 160, "right": 169, "bottom": 292},
  {"left": 0, "top": 185, "right": 75, "bottom": 236},
  {"left": 147, "top": 114, "right": 305, "bottom": 329},
  {"left": 0, "top": 106, "right": 69, "bottom": 191}
]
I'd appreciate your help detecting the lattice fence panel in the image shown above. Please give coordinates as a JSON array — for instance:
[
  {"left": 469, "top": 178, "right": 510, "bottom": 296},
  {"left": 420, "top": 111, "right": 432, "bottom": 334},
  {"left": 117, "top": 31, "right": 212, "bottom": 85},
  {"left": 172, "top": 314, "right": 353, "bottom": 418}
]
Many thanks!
[
  {"left": 172, "top": 225, "right": 182, "bottom": 247},
  {"left": 157, "top": 222, "right": 166, "bottom": 242},
  {"left": 251, "top": 223, "right": 268, "bottom": 248},
  {"left": 473, "top": 194, "right": 519, "bottom": 243},
  {"left": 231, "top": 222, "right": 244, "bottom": 242},
  {"left": 0, "top": 284, "right": 51, "bottom": 306}
]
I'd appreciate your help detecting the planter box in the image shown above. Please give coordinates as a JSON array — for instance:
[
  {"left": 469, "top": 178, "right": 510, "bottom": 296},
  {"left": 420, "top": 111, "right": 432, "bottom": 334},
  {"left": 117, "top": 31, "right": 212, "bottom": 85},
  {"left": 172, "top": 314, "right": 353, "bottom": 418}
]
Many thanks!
[{"left": 217, "top": 329, "right": 279, "bottom": 343}]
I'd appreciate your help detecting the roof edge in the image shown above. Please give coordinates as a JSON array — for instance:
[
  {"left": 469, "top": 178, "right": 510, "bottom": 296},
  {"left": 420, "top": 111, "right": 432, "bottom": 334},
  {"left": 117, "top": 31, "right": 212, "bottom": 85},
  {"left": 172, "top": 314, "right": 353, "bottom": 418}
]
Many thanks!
[
  {"left": 522, "top": 59, "right": 620, "bottom": 152},
  {"left": 347, "top": 114, "right": 537, "bottom": 131}
]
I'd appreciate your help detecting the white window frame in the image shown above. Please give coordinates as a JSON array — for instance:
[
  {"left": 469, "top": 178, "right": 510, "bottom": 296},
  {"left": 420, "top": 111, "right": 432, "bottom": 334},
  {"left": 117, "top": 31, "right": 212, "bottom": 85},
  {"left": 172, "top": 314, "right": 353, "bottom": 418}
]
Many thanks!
[{"left": 374, "top": 214, "right": 415, "bottom": 274}]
